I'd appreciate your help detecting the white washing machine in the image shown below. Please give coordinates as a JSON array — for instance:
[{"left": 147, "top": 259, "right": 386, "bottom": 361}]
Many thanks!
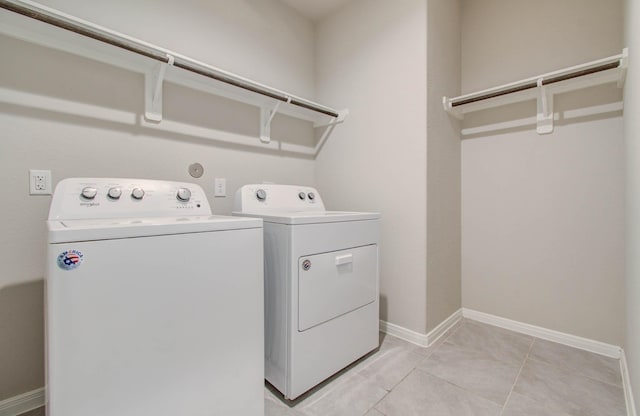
[
  {"left": 234, "top": 184, "right": 380, "bottom": 399},
  {"left": 46, "top": 178, "right": 264, "bottom": 416}
]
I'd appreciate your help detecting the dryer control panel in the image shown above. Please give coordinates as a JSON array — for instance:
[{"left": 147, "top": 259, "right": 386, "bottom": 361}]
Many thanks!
[
  {"left": 48, "top": 178, "right": 212, "bottom": 220},
  {"left": 234, "top": 184, "right": 326, "bottom": 213}
]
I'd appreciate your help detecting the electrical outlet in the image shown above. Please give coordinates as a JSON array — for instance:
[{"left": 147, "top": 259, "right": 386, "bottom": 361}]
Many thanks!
[
  {"left": 214, "top": 178, "right": 226, "bottom": 197},
  {"left": 30, "top": 169, "right": 52, "bottom": 195}
]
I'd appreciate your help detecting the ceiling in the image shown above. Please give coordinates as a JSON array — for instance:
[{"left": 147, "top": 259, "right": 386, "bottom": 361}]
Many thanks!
[{"left": 279, "top": 0, "right": 353, "bottom": 21}]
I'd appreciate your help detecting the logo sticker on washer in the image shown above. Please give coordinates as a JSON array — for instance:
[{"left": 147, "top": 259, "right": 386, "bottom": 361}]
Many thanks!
[{"left": 57, "top": 249, "right": 84, "bottom": 271}]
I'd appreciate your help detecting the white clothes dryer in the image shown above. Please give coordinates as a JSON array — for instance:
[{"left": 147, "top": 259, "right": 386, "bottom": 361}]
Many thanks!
[
  {"left": 234, "top": 184, "right": 380, "bottom": 400},
  {"left": 46, "top": 178, "right": 264, "bottom": 416}
]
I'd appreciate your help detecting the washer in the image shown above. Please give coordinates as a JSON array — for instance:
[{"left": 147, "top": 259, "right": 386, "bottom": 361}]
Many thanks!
[
  {"left": 46, "top": 178, "right": 264, "bottom": 416},
  {"left": 234, "top": 184, "right": 380, "bottom": 400}
]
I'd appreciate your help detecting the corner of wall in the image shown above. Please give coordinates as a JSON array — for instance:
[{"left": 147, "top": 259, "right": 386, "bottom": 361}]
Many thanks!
[
  {"left": 425, "top": 0, "right": 462, "bottom": 332},
  {"left": 624, "top": 0, "right": 640, "bottom": 410}
]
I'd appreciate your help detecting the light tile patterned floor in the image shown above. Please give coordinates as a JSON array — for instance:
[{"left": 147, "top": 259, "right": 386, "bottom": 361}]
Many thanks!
[
  {"left": 22, "top": 319, "right": 625, "bottom": 416},
  {"left": 265, "top": 319, "right": 626, "bottom": 416}
]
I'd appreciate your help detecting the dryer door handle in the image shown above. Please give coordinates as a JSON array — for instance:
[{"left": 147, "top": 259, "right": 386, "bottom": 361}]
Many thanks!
[{"left": 335, "top": 254, "right": 353, "bottom": 266}]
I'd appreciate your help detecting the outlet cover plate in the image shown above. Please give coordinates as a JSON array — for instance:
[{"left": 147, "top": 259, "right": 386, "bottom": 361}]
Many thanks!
[{"left": 29, "top": 169, "right": 52, "bottom": 195}]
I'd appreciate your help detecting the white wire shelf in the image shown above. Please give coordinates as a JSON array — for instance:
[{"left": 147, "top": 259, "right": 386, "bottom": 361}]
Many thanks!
[
  {"left": 443, "top": 49, "right": 628, "bottom": 134},
  {"left": 0, "top": 0, "right": 347, "bottom": 155}
]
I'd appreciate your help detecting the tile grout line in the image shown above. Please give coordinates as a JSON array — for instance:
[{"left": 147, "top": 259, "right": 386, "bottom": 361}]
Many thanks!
[
  {"left": 415, "top": 320, "right": 533, "bottom": 407},
  {"left": 412, "top": 367, "right": 509, "bottom": 410},
  {"left": 366, "top": 389, "right": 390, "bottom": 416},
  {"left": 391, "top": 320, "right": 524, "bottom": 408},
  {"left": 497, "top": 337, "right": 625, "bottom": 416},
  {"left": 530, "top": 340, "right": 624, "bottom": 389},
  {"left": 499, "top": 336, "right": 536, "bottom": 416},
  {"left": 365, "top": 321, "right": 468, "bottom": 416},
  {"left": 525, "top": 354, "right": 625, "bottom": 390},
  {"left": 364, "top": 344, "right": 435, "bottom": 415},
  {"left": 363, "top": 353, "right": 416, "bottom": 416}
]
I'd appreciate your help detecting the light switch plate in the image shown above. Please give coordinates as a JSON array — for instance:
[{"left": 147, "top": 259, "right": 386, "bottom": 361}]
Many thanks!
[{"left": 214, "top": 178, "right": 226, "bottom": 197}]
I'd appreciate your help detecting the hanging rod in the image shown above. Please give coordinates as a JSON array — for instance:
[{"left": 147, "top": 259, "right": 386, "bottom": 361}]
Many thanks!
[
  {"left": 452, "top": 61, "right": 620, "bottom": 107},
  {"left": 444, "top": 49, "right": 628, "bottom": 110},
  {"left": 0, "top": 0, "right": 340, "bottom": 118}
]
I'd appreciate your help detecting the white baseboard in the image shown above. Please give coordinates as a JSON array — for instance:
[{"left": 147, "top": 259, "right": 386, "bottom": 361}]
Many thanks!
[
  {"left": 426, "top": 308, "right": 463, "bottom": 346},
  {"left": 462, "top": 308, "right": 622, "bottom": 359},
  {"left": 621, "top": 350, "right": 638, "bottom": 416},
  {"left": 380, "top": 308, "right": 463, "bottom": 348},
  {"left": 380, "top": 320, "right": 429, "bottom": 347},
  {"left": 0, "top": 388, "right": 44, "bottom": 416}
]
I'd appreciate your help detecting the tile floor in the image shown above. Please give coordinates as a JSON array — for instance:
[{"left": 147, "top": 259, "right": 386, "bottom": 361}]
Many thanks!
[
  {"left": 21, "top": 319, "right": 626, "bottom": 416},
  {"left": 265, "top": 319, "right": 626, "bottom": 416}
]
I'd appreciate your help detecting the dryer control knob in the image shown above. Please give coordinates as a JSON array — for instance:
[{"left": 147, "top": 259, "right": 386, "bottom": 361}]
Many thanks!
[
  {"left": 256, "top": 189, "right": 267, "bottom": 201},
  {"left": 81, "top": 186, "right": 97, "bottom": 200},
  {"left": 107, "top": 187, "right": 122, "bottom": 199},
  {"left": 298, "top": 192, "right": 306, "bottom": 200},
  {"left": 176, "top": 187, "right": 191, "bottom": 202},
  {"left": 307, "top": 192, "right": 315, "bottom": 201},
  {"left": 131, "top": 187, "right": 145, "bottom": 200}
]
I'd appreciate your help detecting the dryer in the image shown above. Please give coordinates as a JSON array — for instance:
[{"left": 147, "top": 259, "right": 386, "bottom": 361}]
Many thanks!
[
  {"left": 46, "top": 178, "right": 264, "bottom": 416},
  {"left": 234, "top": 184, "right": 380, "bottom": 399}
]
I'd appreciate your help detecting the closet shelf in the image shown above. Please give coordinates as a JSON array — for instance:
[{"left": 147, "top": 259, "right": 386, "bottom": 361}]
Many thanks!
[
  {"left": 443, "top": 49, "right": 628, "bottom": 134},
  {"left": 0, "top": 0, "right": 347, "bottom": 154}
]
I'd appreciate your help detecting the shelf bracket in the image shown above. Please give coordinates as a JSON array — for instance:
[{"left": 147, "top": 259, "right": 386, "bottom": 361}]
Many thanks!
[
  {"left": 442, "top": 96, "right": 463, "bottom": 119},
  {"left": 313, "top": 109, "right": 348, "bottom": 128},
  {"left": 618, "top": 47, "right": 629, "bottom": 88},
  {"left": 144, "top": 54, "right": 174, "bottom": 122},
  {"left": 260, "top": 99, "right": 288, "bottom": 143},
  {"left": 313, "top": 109, "right": 349, "bottom": 153},
  {"left": 536, "top": 79, "right": 554, "bottom": 135}
]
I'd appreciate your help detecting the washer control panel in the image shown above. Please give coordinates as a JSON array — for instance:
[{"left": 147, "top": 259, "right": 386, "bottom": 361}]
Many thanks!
[
  {"left": 234, "top": 184, "right": 325, "bottom": 213},
  {"left": 48, "top": 178, "right": 212, "bottom": 220}
]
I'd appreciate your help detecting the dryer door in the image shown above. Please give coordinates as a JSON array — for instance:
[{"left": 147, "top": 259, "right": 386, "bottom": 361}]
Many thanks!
[{"left": 298, "top": 244, "right": 377, "bottom": 331}]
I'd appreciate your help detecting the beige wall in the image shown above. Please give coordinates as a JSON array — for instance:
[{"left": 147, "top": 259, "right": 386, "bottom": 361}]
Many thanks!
[
  {"left": 461, "top": 0, "right": 625, "bottom": 345},
  {"left": 426, "top": 0, "right": 461, "bottom": 332},
  {"left": 0, "top": 0, "right": 317, "bottom": 400},
  {"left": 0, "top": 281, "right": 44, "bottom": 400},
  {"left": 315, "top": 0, "right": 462, "bottom": 334},
  {"left": 625, "top": 0, "right": 640, "bottom": 408},
  {"left": 35, "top": 0, "right": 316, "bottom": 98},
  {"left": 315, "top": 0, "right": 429, "bottom": 333},
  {"left": 461, "top": 0, "right": 624, "bottom": 93}
]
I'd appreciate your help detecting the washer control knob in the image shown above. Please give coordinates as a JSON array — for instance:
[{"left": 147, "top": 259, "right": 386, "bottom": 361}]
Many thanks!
[
  {"left": 256, "top": 189, "right": 267, "bottom": 201},
  {"left": 107, "top": 187, "right": 122, "bottom": 200},
  {"left": 81, "top": 186, "right": 97, "bottom": 199},
  {"left": 176, "top": 187, "right": 191, "bottom": 202},
  {"left": 131, "top": 187, "right": 145, "bottom": 200},
  {"left": 307, "top": 192, "right": 315, "bottom": 201},
  {"left": 298, "top": 192, "right": 306, "bottom": 200}
]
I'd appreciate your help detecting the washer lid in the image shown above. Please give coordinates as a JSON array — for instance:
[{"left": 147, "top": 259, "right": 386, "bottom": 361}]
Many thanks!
[
  {"left": 47, "top": 215, "right": 262, "bottom": 243},
  {"left": 233, "top": 210, "right": 379, "bottom": 225}
]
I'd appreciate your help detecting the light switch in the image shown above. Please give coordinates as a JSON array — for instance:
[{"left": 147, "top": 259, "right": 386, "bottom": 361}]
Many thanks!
[{"left": 214, "top": 178, "right": 226, "bottom": 197}]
